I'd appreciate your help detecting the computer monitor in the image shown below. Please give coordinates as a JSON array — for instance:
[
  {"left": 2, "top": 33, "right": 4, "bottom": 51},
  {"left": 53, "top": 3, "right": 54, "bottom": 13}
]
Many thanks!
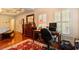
[
  {"left": 49, "top": 23, "right": 57, "bottom": 28},
  {"left": 49, "top": 23, "right": 57, "bottom": 31}
]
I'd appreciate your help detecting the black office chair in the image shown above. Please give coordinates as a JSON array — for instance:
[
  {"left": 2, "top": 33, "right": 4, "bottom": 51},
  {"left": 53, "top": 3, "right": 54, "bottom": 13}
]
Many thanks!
[{"left": 40, "top": 28, "right": 55, "bottom": 50}]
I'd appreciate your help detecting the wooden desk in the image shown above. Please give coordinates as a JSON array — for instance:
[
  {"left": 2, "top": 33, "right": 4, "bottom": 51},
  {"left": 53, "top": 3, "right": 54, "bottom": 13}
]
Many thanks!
[
  {"left": 33, "top": 29, "right": 61, "bottom": 49},
  {"left": 51, "top": 32, "right": 61, "bottom": 43},
  {"left": 33, "top": 29, "right": 41, "bottom": 40},
  {"left": 33, "top": 30, "right": 61, "bottom": 41}
]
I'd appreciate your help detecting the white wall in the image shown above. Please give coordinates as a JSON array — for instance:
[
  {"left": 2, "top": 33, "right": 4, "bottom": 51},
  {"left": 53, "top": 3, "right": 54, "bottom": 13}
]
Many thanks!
[
  {"left": 34, "top": 8, "right": 61, "bottom": 26},
  {"left": 71, "top": 9, "right": 79, "bottom": 38},
  {"left": 0, "top": 15, "right": 14, "bottom": 30}
]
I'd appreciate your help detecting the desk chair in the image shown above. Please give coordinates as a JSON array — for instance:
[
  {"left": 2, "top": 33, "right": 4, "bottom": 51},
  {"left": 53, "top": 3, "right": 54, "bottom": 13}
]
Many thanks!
[{"left": 40, "top": 28, "right": 56, "bottom": 50}]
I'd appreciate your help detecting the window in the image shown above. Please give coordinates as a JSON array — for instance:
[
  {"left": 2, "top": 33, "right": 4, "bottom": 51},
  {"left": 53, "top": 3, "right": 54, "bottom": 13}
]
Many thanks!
[
  {"left": 54, "top": 9, "right": 71, "bottom": 35},
  {"left": 38, "top": 14, "right": 47, "bottom": 29}
]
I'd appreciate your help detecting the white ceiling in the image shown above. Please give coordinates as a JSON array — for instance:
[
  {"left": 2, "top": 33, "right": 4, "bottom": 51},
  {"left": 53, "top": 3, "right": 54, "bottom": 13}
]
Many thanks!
[{"left": 0, "top": 8, "right": 33, "bottom": 16}]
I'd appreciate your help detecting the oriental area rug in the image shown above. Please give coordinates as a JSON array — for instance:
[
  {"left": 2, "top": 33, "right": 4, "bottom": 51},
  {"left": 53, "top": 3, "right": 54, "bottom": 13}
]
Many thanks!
[{"left": 3, "top": 39, "right": 47, "bottom": 50}]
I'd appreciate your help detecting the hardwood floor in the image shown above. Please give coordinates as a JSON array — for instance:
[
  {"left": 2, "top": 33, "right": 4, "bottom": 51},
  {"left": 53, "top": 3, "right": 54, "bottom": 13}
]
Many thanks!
[
  {"left": 0, "top": 32, "right": 31, "bottom": 49},
  {"left": 0, "top": 32, "right": 61, "bottom": 50}
]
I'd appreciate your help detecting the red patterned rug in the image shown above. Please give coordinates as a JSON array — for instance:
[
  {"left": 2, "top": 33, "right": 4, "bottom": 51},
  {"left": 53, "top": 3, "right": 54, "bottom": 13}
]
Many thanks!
[{"left": 3, "top": 39, "right": 47, "bottom": 50}]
